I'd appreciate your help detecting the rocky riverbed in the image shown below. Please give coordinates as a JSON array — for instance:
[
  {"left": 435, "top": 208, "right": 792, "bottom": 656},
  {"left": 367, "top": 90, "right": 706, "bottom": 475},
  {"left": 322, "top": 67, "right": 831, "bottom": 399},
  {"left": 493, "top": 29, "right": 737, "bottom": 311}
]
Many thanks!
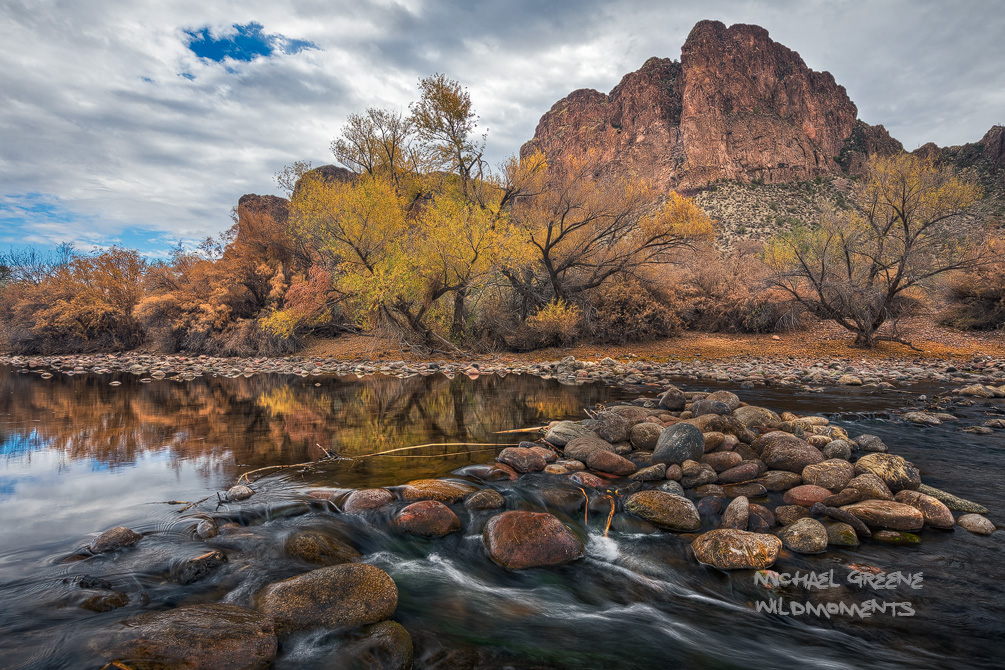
[{"left": 57, "top": 381, "right": 999, "bottom": 670}]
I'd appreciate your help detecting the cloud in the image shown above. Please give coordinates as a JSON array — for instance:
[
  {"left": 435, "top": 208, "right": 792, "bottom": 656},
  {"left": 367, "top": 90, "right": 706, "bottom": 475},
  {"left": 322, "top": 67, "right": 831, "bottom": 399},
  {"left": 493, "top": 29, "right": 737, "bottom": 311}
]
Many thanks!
[{"left": 0, "top": 0, "right": 1003, "bottom": 254}]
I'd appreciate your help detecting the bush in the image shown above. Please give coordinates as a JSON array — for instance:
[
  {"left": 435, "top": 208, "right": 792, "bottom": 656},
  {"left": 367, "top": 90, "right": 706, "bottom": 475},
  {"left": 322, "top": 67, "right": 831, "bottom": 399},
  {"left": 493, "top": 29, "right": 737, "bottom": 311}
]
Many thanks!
[
  {"left": 585, "top": 277, "right": 681, "bottom": 342},
  {"left": 526, "top": 299, "right": 581, "bottom": 346},
  {"left": 940, "top": 244, "right": 1005, "bottom": 330}
]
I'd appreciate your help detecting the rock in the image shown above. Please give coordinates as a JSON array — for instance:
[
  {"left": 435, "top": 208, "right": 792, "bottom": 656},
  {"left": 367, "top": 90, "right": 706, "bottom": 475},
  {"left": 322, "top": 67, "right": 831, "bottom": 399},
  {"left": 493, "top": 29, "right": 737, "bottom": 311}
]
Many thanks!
[
  {"left": 259, "top": 563, "right": 398, "bottom": 633},
  {"left": 285, "top": 531, "right": 361, "bottom": 566},
  {"left": 106, "top": 604, "right": 277, "bottom": 670},
  {"left": 722, "top": 482, "right": 767, "bottom": 498},
  {"left": 665, "top": 463, "right": 683, "bottom": 481},
  {"left": 853, "top": 453, "right": 921, "bottom": 492},
  {"left": 778, "top": 517, "right": 829, "bottom": 554},
  {"left": 544, "top": 421, "right": 593, "bottom": 446},
  {"left": 624, "top": 491, "right": 701, "bottom": 531},
  {"left": 395, "top": 501, "right": 462, "bottom": 538},
  {"left": 701, "top": 451, "right": 743, "bottom": 472},
  {"left": 754, "top": 470, "right": 802, "bottom": 491},
  {"left": 696, "top": 484, "right": 727, "bottom": 498},
  {"left": 893, "top": 490, "right": 955, "bottom": 529},
  {"left": 89, "top": 526, "right": 142, "bottom": 554},
  {"left": 957, "top": 513, "right": 996, "bottom": 535},
  {"left": 917, "top": 484, "right": 988, "bottom": 513},
  {"left": 958, "top": 383, "right": 1000, "bottom": 398},
  {"left": 555, "top": 459, "right": 586, "bottom": 472},
  {"left": 705, "top": 390, "right": 741, "bottom": 410},
  {"left": 320, "top": 620, "right": 413, "bottom": 670},
  {"left": 821, "top": 488, "right": 861, "bottom": 507},
  {"left": 681, "top": 463, "right": 718, "bottom": 488},
  {"left": 629, "top": 463, "right": 667, "bottom": 481},
  {"left": 840, "top": 500, "right": 924, "bottom": 531},
  {"left": 775, "top": 505, "right": 810, "bottom": 525},
  {"left": 809, "top": 502, "right": 872, "bottom": 539},
  {"left": 847, "top": 473, "right": 894, "bottom": 501},
  {"left": 782, "top": 484, "right": 833, "bottom": 507},
  {"left": 691, "top": 529, "right": 782, "bottom": 570},
  {"left": 483, "top": 511, "right": 584, "bottom": 569},
  {"left": 658, "top": 384, "right": 687, "bottom": 410},
  {"left": 703, "top": 431, "right": 726, "bottom": 452},
  {"left": 653, "top": 423, "right": 705, "bottom": 465},
  {"left": 172, "top": 550, "right": 228, "bottom": 585},
  {"left": 873, "top": 530, "right": 921, "bottom": 545},
  {"left": 826, "top": 522, "right": 860, "bottom": 547},
  {"left": 697, "top": 495, "right": 726, "bottom": 517},
  {"left": 496, "top": 447, "right": 547, "bottom": 473},
  {"left": 761, "top": 437, "right": 824, "bottom": 473},
  {"left": 691, "top": 399, "right": 732, "bottom": 416},
  {"left": 629, "top": 422, "right": 663, "bottom": 449},
  {"left": 589, "top": 411, "right": 631, "bottom": 443},
  {"left": 196, "top": 518, "right": 219, "bottom": 539},
  {"left": 822, "top": 440, "right": 853, "bottom": 460},
  {"left": 586, "top": 449, "right": 637, "bottom": 475},
  {"left": 801, "top": 459, "right": 855, "bottom": 491},
  {"left": 720, "top": 496, "right": 749, "bottom": 530},
  {"left": 399, "top": 479, "right": 475, "bottom": 503},
  {"left": 453, "top": 463, "right": 518, "bottom": 482},
  {"left": 732, "top": 406, "right": 781, "bottom": 430},
  {"left": 681, "top": 459, "right": 702, "bottom": 477},
  {"left": 716, "top": 461, "right": 760, "bottom": 484},
  {"left": 343, "top": 489, "right": 396, "bottom": 513},
  {"left": 837, "top": 374, "right": 863, "bottom": 385},
  {"left": 570, "top": 472, "right": 606, "bottom": 488},
  {"left": 852, "top": 434, "right": 888, "bottom": 453},
  {"left": 564, "top": 435, "right": 616, "bottom": 462},
  {"left": 227, "top": 485, "right": 255, "bottom": 501},
  {"left": 464, "top": 489, "right": 506, "bottom": 511},
  {"left": 657, "top": 480, "right": 685, "bottom": 496},
  {"left": 903, "top": 411, "right": 941, "bottom": 426},
  {"left": 747, "top": 503, "right": 776, "bottom": 532}
]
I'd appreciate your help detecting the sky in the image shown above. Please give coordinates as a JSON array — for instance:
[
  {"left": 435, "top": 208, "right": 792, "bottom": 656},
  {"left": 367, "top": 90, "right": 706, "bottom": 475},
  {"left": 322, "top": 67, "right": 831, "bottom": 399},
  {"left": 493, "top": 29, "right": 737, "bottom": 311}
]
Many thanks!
[{"left": 1, "top": 0, "right": 1003, "bottom": 256}]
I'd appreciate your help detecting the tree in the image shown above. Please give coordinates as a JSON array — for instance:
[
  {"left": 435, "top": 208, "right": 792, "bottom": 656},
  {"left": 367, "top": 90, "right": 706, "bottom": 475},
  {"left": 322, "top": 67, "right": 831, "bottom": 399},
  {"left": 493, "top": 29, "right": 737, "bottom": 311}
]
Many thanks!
[
  {"left": 765, "top": 153, "right": 986, "bottom": 348},
  {"left": 331, "top": 108, "right": 418, "bottom": 191},
  {"left": 409, "top": 73, "right": 484, "bottom": 195}
]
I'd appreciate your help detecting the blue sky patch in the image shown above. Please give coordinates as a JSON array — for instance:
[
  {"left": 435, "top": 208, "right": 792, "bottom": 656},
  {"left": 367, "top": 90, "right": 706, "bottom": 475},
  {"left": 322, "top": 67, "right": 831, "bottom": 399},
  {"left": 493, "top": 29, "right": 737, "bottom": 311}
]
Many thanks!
[{"left": 184, "top": 22, "right": 317, "bottom": 63}]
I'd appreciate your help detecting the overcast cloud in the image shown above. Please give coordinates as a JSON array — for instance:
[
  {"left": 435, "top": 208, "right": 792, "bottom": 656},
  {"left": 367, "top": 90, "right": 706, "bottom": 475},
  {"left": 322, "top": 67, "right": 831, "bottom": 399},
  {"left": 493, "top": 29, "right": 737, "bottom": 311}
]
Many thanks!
[{"left": 1, "top": 0, "right": 1003, "bottom": 254}]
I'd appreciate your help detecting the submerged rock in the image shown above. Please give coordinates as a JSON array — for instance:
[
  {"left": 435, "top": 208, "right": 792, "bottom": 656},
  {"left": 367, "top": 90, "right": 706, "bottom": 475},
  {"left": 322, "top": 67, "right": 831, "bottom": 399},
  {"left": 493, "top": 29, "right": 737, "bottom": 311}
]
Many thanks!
[
  {"left": 483, "top": 511, "right": 584, "bottom": 569},
  {"left": 321, "top": 620, "right": 414, "bottom": 670},
  {"left": 691, "top": 529, "right": 782, "bottom": 570},
  {"left": 917, "top": 484, "right": 988, "bottom": 513},
  {"left": 105, "top": 603, "right": 277, "bottom": 670},
  {"left": 89, "top": 526, "right": 142, "bottom": 554},
  {"left": 259, "top": 563, "right": 398, "bottom": 634},
  {"left": 226, "top": 485, "right": 255, "bottom": 501},
  {"left": 285, "top": 530, "right": 361, "bottom": 565}
]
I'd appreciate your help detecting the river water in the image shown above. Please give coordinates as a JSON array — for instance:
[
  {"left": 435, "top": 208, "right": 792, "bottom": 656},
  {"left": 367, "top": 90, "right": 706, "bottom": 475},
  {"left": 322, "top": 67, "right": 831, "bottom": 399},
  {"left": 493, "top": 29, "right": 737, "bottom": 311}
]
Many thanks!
[{"left": 0, "top": 365, "right": 1002, "bottom": 669}]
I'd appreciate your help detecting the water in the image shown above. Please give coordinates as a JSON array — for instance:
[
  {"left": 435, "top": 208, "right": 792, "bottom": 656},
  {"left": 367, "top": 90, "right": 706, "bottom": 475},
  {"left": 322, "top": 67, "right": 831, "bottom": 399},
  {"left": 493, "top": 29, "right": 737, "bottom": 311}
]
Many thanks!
[{"left": 0, "top": 365, "right": 1003, "bottom": 669}]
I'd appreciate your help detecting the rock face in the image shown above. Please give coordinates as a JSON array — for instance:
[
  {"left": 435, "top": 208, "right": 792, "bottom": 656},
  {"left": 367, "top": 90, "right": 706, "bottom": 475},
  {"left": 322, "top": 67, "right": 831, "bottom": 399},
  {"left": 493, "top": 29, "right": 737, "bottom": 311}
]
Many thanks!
[
  {"left": 522, "top": 20, "right": 899, "bottom": 189},
  {"left": 106, "top": 603, "right": 277, "bottom": 670},
  {"left": 483, "top": 511, "right": 585, "bottom": 569}
]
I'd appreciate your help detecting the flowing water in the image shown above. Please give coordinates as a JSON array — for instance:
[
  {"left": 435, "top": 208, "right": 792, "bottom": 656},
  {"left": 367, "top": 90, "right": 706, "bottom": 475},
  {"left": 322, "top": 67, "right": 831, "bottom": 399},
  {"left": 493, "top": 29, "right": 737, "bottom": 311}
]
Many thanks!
[{"left": 0, "top": 365, "right": 1003, "bottom": 669}]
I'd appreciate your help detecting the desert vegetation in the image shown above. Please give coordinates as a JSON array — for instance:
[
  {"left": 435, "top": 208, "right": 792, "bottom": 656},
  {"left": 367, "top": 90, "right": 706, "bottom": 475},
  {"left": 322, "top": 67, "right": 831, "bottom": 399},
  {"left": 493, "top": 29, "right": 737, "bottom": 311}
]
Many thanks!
[{"left": 0, "top": 79, "right": 997, "bottom": 355}]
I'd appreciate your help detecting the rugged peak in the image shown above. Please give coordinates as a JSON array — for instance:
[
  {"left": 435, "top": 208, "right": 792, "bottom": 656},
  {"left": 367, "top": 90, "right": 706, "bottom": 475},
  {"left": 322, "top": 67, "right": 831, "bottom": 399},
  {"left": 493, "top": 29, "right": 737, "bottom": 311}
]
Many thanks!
[{"left": 524, "top": 20, "right": 896, "bottom": 190}]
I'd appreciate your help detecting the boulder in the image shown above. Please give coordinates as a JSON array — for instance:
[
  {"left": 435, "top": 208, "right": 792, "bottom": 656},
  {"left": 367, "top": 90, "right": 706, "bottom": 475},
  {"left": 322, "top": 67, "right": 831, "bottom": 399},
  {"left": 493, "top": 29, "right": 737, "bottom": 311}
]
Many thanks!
[
  {"left": 588, "top": 411, "right": 631, "bottom": 443},
  {"left": 464, "top": 489, "right": 506, "bottom": 511},
  {"left": 653, "top": 423, "right": 705, "bottom": 465},
  {"left": 90, "top": 526, "right": 142, "bottom": 554},
  {"left": 778, "top": 517, "right": 828, "bottom": 554},
  {"left": 821, "top": 440, "right": 853, "bottom": 460},
  {"left": 544, "top": 421, "right": 593, "bottom": 446},
  {"left": 732, "top": 406, "right": 781, "bottom": 430},
  {"left": 586, "top": 449, "right": 637, "bottom": 476},
  {"left": 496, "top": 447, "right": 547, "bottom": 473},
  {"left": 105, "top": 604, "right": 277, "bottom": 670},
  {"left": 629, "top": 422, "right": 663, "bottom": 449},
  {"left": 840, "top": 500, "right": 924, "bottom": 531},
  {"left": 259, "top": 563, "right": 398, "bottom": 633},
  {"left": 720, "top": 496, "right": 749, "bottom": 530},
  {"left": 957, "top": 513, "right": 996, "bottom": 535},
  {"left": 399, "top": 479, "right": 475, "bottom": 503},
  {"left": 658, "top": 384, "right": 687, "bottom": 410},
  {"left": 343, "top": 489, "right": 396, "bottom": 513},
  {"left": 691, "top": 529, "right": 782, "bottom": 570},
  {"left": 701, "top": 451, "right": 743, "bottom": 472},
  {"left": 853, "top": 434, "right": 888, "bottom": 453},
  {"left": 624, "top": 490, "right": 701, "bottom": 531},
  {"left": 853, "top": 453, "right": 921, "bottom": 492},
  {"left": 847, "top": 473, "right": 894, "bottom": 501},
  {"left": 782, "top": 484, "right": 833, "bottom": 507},
  {"left": 801, "top": 459, "right": 855, "bottom": 492},
  {"left": 705, "top": 390, "right": 741, "bottom": 411},
  {"left": 564, "top": 435, "right": 616, "bottom": 462},
  {"left": 395, "top": 501, "right": 462, "bottom": 537},
  {"left": 894, "top": 490, "right": 954, "bottom": 529},
  {"left": 761, "top": 437, "right": 824, "bottom": 473},
  {"left": 483, "top": 511, "right": 584, "bottom": 569},
  {"left": 691, "top": 399, "right": 732, "bottom": 416},
  {"left": 285, "top": 531, "right": 361, "bottom": 566}
]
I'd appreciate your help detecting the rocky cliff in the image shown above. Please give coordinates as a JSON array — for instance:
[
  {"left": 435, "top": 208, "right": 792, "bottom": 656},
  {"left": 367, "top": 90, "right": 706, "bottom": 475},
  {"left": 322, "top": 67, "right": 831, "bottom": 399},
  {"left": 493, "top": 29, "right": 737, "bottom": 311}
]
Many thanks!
[{"left": 522, "top": 20, "right": 902, "bottom": 189}]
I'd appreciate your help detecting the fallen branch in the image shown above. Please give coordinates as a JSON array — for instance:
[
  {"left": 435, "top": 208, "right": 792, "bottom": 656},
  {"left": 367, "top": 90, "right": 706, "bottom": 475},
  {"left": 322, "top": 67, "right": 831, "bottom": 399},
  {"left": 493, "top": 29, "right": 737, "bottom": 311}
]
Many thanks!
[
  {"left": 356, "top": 442, "right": 521, "bottom": 458},
  {"left": 493, "top": 426, "right": 546, "bottom": 434},
  {"left": 177, "top": 496, "right": 211, "bottom": 513}
]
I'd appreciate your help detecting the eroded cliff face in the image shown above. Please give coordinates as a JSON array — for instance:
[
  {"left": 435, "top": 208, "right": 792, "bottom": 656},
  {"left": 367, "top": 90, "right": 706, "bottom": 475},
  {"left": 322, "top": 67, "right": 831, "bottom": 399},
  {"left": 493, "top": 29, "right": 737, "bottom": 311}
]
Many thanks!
[{"left": 522, "top": 19, "right": 899, "bottom": 189}]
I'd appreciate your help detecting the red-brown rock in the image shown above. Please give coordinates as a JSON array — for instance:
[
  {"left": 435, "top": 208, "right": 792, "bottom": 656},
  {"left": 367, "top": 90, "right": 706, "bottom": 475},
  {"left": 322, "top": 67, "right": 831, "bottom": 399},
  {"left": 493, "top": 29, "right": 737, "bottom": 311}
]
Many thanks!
[
  {"left": 394, "top": 501, "right": 462, "bottom": 537},
  {"left": 483, "top": 511, "right": 585, "bottom": 570}
]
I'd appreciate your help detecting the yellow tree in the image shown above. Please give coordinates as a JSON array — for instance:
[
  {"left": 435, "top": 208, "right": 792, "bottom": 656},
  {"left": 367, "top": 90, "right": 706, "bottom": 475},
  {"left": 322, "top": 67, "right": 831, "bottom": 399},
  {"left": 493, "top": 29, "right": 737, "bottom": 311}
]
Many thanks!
[{"left": 765, "top": 153, "right": 986, "bottom": 347}]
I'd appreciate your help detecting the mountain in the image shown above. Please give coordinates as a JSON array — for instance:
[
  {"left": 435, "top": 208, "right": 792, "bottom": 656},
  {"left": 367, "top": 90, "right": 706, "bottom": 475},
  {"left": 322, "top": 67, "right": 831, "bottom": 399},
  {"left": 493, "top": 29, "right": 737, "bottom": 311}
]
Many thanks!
[{"left": 521, "top": 19, "right": 902, "bottom": 190}]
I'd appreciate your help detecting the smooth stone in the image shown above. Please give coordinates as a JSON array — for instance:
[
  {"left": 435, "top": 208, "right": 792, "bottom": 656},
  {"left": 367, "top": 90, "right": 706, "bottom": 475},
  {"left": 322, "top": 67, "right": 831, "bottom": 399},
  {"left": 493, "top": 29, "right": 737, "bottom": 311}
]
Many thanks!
[
  {"left": 701, "top": 451, "right": 742, "bottom": 472},
  {"left": 775, "top": 505, "right": 810, "bottom": 525},
  {"left": 894, "top": 490, "right": 955, "bottom": 529},
  {"left": 720, "top": 496, "right": 749, "bottom": 530},
  {"left": 705, "top": 390, "right": 741, "bottom": 411},
  {"left": 840, "top": 500, "right": 925, "bottom": 531},
  {"left": 658, "top": 384, "right": 687, "bottom": 410},
  {"left": 399, "top": 479, "right": 475, "bottom": 503},
  {"left": 544, "top": 421, "right": 592, "bottom": 446},
  {"left": 822, "top": 440, "right": 853, "bottom": 460},
  {"left": 629, "top": 422, "right": 663, "bottom": 449},
  {"left": 854, "top": 453, "right": 921, "bottom": 492},
  {"left": 555, "top": 459, "right": 586, "bottom": 472},
  {"left": 588, "top": 411, "right": 631, "bottom": 443},
  {"left": 917, "top": 484, "right": 988, "bottom": 513},
  {"left": 586, "top": 449, "right": 637, "bottom": 476},
  {"left": 89, "top": 526, "right": 142, "bottom": 554},
  {"left": 826, "top": 522, "right": 861, "bottom": 547},
  {"left": 801, "top": 459, "right": 855, "bottom": 492},
  {"left": 81, "top": 591, "right": 129, "bottom": 613},
  {"left": 957, "top": 513, "right": 996, "bottom": 535},
  {"left": 732, "top": 406, "right": 782, "bottom": 430},
  {"left": 873, "top": 530, "right": 921, "bottom": 545},
  {"left": 722, "top": 483, "right": 768, "bottom": 498},
  {"left": 173, "top": 550, "right": 228, "bottom": 585},
  {"left": 681, "top": 459, "right": 701, "bottom": 477},
  {"left": 716, "top": 461, "right": 760, "bottom": 484},
  {"left": 259, "top": 563, "right": 398, "bottom": 634},
  {"left": 483, "top": 511, "right": 585, "bottom": 569},
  {"left": 563, "top": 435, "right": 616, "bottom": 462},
  {"left": 761, "top": 437, "right": 824, "bottom": 473},
  {"left": 664, "top": 463, "right": 683, "bottom": 481},
  {"left": 285, "top": 531, "right": 361, "bottom": 566},
  {"left": 695, "top": 484, "right": 726, "bottom": 498},
  {"left": 496, "top": 447, "right": 547, "bottom": 473},
  {"left": 703, "top": 431, "right": 726, "bottom": 452},
  {"left": 227, "top": 485, "right": 255, "bottom": 501},
  {"left": 394, "top": 501, "right": 462, "bottom": 537},
  {"left": 853, "top": 434, "right": 888, "bottom": 453},
  {"left": 657, "top": 480, "right": 685, "bottom": 496},
  {"left": 821, "top": 488, "right": 862, "bottom": 507},
  {"left": 105, "top": 604, "right": 277, "bottom": 670},
  {"left": 653, "top": 423, "right": 705, "bottom": 466},
  {"left": 196, "top": 518, "right": 219, "bottom": 539},
  {"left": 903, "top": 411, "right": 941, "bottom": 426},
  {"left": 754, "top": 471, "right": 802, "bottom": 492},
  {"left": 320, "top": 620, "right": 413, "bottom": 670},
  {"left": 630, "top": 463, "right": 667, "bottom": 482},
  {"left": 544, "top": 464, "right": 568, "bottom": 474},
  {"left": 783, "top": 484, "right": 833, "bottom": 507},
  {"left": 691, "top": 399, "right": 731, "bottom": 416},
  {"left": 680, "top": 463, "right": 718, "bottom": 488},
  {"left": 748, "top": 503, "right": 776, "bottom": 532},
  {"left": 809, "top": 502, "right": 872, "bottom": 539},
  {"left": 570, "top": 472, "right": 606, "bottom": 488},
  {"left": 847, "top": 473, "right": 894, "bottom": 501},
  {"left": 778, "top": 517, "right": 829, "bottom": 554},
  {"left": 343, "top": 489, "right": 396, "bottom": 513},
  {"left": 691, "top": 529, "right": 782, "bottom": 570},
  {"left": 624, "top": 490, "right": 701, "bottom": 531},
  {"left": 464, "top": 489, "right": 506, "bottom": 510}
]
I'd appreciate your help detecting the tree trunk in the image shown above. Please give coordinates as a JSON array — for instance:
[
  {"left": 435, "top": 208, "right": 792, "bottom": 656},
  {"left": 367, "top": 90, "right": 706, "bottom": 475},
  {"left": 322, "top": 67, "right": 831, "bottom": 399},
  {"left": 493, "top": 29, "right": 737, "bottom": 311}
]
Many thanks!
[{"left": 450, "top": 287, "right": 467, "bottom": 341}]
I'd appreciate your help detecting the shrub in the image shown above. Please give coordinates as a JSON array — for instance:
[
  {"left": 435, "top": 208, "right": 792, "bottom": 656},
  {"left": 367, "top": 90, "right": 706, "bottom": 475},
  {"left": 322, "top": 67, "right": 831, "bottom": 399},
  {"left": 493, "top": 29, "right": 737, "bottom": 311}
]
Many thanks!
[
  {"left": 526, "top": 299, "right": 581, "bottom": 346},
  {"left": 585, "top": 277, "right": 682, "bottom": 342}
]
